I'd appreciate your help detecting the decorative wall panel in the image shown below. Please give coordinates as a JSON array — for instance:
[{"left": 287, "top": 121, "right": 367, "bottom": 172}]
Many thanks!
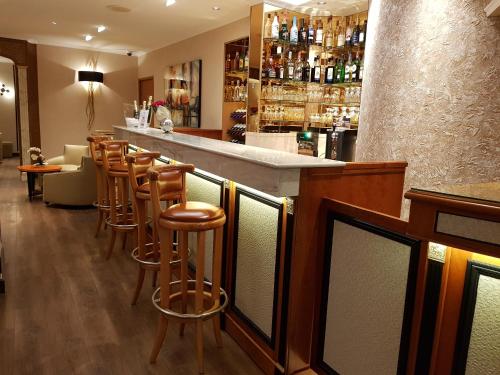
[
  {"left": 357, "top": 0, "right": 500, "bottom": 217},
  {"left": 186, "top": 171, "right": 224, "bottom": 281},
  {"left": 436, "top": 213, "right": 500, "bottom": 245},
  {"left": 232, "top": 190, "right": 282, "bottom": 342},
  {"left": 319, "top": 218, "right": 418, "bottom": 375},
  {"left": 465, "top": 274, "right": 500, "bottom": 374}
]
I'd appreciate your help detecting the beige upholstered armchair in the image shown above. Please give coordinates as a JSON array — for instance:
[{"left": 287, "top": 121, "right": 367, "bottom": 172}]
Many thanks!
[
  {"left": 46, "top": 144, "right": 89, "bottom": 171},
  {"left": 43, "top": 156, "right": 97, "bottom": 206}
]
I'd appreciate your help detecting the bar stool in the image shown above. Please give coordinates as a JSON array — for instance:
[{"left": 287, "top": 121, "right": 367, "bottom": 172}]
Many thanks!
[
  {"left": 126, "top": 152, "right": 188, "bottom": 305},
  {"left": 100, "top": 140, "right": 136, "bottom": 259},
  {"left": 87, "top": 135, "right": 113, "bottom": 237},
  {"left": 148, "top": 165, "right": 228, "bottom": 374}
]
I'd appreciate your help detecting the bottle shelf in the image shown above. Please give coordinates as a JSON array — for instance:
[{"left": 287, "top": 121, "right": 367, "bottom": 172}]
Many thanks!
[
  {"left": 260, "top": 119, "right": 306, "bottom": 124},
  {"left": 225, "top": 70, "right": 248, "bottom": 77},
  {"left": 261, "top": 98, "right": 360, "bottom": 106},
  {"left": 261, "top": 78, "right": 362, "bottom": 88},
  {"left": 263, "top": 38, "right": 365, "bottom": 54}
]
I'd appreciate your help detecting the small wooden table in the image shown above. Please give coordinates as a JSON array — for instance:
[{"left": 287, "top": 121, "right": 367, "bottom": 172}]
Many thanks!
[{"left": 17, "top": 164, "right": 62, "bottom": 201}]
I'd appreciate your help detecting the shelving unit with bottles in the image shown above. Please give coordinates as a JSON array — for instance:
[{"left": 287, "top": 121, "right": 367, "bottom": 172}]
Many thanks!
[
  {"left": 222, "top": 37, "right": 249, "bottom": 142},
  {"left": 247, "top": 5, "right": 367, "bottom": 134}
]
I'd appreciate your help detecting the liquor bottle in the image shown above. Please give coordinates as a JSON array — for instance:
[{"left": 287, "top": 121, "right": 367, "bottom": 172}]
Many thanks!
[
  {"left": 345, "top": 53, "right": 352, "bottom": 83},
  {"left": 351, "top": 52, "right": 360, "bottom": 82},
  {"left": 335, "top": 57, "right": 345, "bottom": 83},
  {"left": 290, "top": 16, "right": 299, "bottom": 44},
  {"left": 271, "top": 13, "right": 280, "bottom": 39},
  {"left": 268, "top": 57, "right": 277, "bottom": 78},
  {"left": 308, "top": 21, "right": 315, "bottom": 45},
  {"left": 359, "top": 20, "right": 367, "bottom": 45},
  {"left": 315, "top": 19, "right": 323, "bottom": 46},
  {"left": 225, "top": 54, "right": 231, "bottom": 72},
  {"left": 299, "top": 18, "right": 307, "bottom": 44},
  {"left": 275, "top": 56, "right": 285, "bottom": 79},
  {"left": 286, "top": 51, "right": 295, "bottom": 80},
  {"left": 312, "top": 57, "right": 321, "bottom": 83},
  {"left": 352, "top": 17, "right": 360, "bottom": 46},
  {"left": 233, "top": 80, "right": 240, "bottom": 101},
  {"left": 358, "top": 55, "right": 364, "bottom": 82},
  {"left": 264, "top": 14, "right": 272, "bottom": 39},
  {"left": 325, "top": 17, "right": 333, "bottom": 50},
  {"left": 233, "top": 51, "right": 239, "bottom": 71},
  {"left": 244, "top": 52, "right": 249, "bottom": 71},
  {"left": 302, "top": 58, "right": 310, "bottom": 82},
  {"left": 279, "top": 14, "right": 289, "bottom": 41},
  {"left": 325, "top": 58, "right": 335, "bottom": 84},
  {"left": 294, "top": 52, "right": 303, "bottom": 81},
  {"left": 239, "top": 52, "right": 245, "bottom": 71},
  {"left": 337, "top": 23, "right": 345, "bottom": 47},
  {"left": 345, "top": 17, "right": 352, "bottom": 46}
]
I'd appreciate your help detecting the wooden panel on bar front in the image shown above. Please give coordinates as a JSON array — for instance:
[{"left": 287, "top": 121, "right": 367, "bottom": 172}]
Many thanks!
[
  {"left": 287, "top": 161, "right": 407, "bottom": 374},
  {"left": 172, "top": 127, "right": 223, "bottom": 140}
]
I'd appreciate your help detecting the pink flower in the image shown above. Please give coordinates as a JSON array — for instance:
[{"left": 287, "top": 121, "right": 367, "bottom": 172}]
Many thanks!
[{"left": 152, "top": 100, "right": 166, "bottom": 108}]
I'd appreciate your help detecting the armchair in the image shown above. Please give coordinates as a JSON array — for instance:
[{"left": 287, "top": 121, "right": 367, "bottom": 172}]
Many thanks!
[
  {"left": 43, "top": 156, "right": 97, "bottom": 206},
  {"left": 46, "top": 144, "right": 89, "bottom": 171}
]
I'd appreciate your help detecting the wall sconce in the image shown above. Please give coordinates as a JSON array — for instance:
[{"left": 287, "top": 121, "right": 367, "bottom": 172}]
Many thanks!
[
  {"left": 78, "top": 70, "right": 103, "bottom": 130},
  {"left": 0, "top": 83, "right": 11, "bottom": 96}
]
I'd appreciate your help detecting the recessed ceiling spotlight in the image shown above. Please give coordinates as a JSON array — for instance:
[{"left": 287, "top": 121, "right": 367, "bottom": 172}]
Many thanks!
[
  {"left": 51, "top": 21, "right": 57, "bottom": 25},
  {"left": 165, "top": 0, "right": 176, "bottom": 6},
  {"left": 97, "top": 25, "right": 106, "bottom": 33},
  {"left": 212, "top": 6, "right": 221, "bottom": 11},
  {"left": 318, "top": 1, "right": 327, "bottom": 4},
  {"left": 281, "top": 0, "right": 309, "bottom": 6},
  {"left": 85, "top": 35, "right": 94, "bottom": 42}
]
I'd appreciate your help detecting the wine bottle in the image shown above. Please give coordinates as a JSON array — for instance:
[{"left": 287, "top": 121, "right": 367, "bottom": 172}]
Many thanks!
[
  {"left": 286, "top": 50, "right": 295, "bottom": 80},
  {"left": 345, "top": 17, "right": 352, "bottom": 46},
  {"left": 351, "top": 52, "right": 360, "bottom": 82},
  {"left": 335, "top": 58, "right": 345, "bottom": 83},
  {"left": 308, "top": 20, "right": 315, "bottom": 45},
  {"left": 325, "top": 58, "right": 335, "bottom": 84},
  {"left": 294, "top": 52, "right": 303, "bottom": 81},
  {"left": 275, "top": 56, "right": 284, "bottom": 79},
  {"left": 133, "top": 100, "right": 139, "bottom": 118},
  {"left": 315, "top": 19, "right": 323, "bottom": 46},
  {"left": 226, "top": 54, "right": 231, "bottom": 72},
  {"left": 271, "top": 13, "right": 280, "bottom": 39},
  {"left": 358, "top": 55, "right": 364, "bottom": 82},
  {"left": 352, "top": 16, "right": 360, "bottom": 46},
  {"left": 345, "top": 53, "right": 352, "bottom": 83},
  {"left": 264, "top": 14, "right": 272, "bottom": 39},
  {"left": 312, "top": 57, "right": 321, "bottom": 83},
  {"left": 325, "top": 17, "right": 333, "bottom": 50},
  {"left": 268, "top": 57, "right": 277, "bottom": 78},
  {"left": 290, "top": 16, "right": 299, "bottom": 44},
  {"left": 337, "top": 23, "right": 345, "bottom": 47},
  {"left": 302, "top": 58, "right": 310, "bottom": 82},
  {"left": 299, "top": 18, "right": 307, "bottom": 44},
  {"left": 359, "top": 20, "right": 367, "bottom": 45},
  {"left": 280, "top": 14, "right": 289, "bottom": 41}
]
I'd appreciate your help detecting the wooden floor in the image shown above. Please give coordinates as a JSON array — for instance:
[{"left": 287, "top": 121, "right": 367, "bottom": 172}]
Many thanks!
[{"left": 0, "top": 158, "right": 263, "bottom": 375}]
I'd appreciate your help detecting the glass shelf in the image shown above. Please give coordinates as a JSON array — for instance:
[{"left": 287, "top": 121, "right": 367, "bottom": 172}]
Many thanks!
[
  {"left": 263, "top": 38, "right": 365, "bottom": 54},
  {"left": 261, "top": 78, "right": 363, "bottom": 88},
  {"left": 260, "top": 98, "right": 360, "bottom": 106}
]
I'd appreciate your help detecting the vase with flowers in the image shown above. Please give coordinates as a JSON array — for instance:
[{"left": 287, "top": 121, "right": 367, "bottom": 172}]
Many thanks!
[
  {"left": 27, "top": 147, "right": 46, "bottom": 166},
  {"left": 152, "top": 100, "right": 174, "bottom": 133}
]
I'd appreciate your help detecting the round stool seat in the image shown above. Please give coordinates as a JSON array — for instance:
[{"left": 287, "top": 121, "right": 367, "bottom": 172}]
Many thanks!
[{"left": 159, "top": 202, "right": 225, "bottom": 231}]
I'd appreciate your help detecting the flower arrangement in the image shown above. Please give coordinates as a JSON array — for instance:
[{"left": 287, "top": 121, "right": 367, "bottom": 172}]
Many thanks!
[
  {"left": 27, "top": 147, "right": 46, "bottom": 165},
  {"left": 152, "top": 100, "right": 167, "bottom": 112}
]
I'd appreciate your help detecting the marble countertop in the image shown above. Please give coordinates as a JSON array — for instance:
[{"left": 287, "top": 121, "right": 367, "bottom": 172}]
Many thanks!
[{"left": 113, "top": 126, "right": 345, "bottom": 169}]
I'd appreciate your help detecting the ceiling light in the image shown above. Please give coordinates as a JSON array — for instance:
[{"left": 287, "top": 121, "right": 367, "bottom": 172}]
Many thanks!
[
  {"left": 318, "top": 1, "right": 327, "bottom": 4},
  {"left": 165, "top": 0, "right": 176, "bottom": 6},
  {"left": 281, "top": 0, "right": 310, "bottom": 6},
  {"left": 85, "top": 35, "right": 93, "bottom": 42},
  {"left": 51, "top": 21, "right": 57, "bottom": 25},
  {"left": 97, "top": 25, "right": 106, "bottom": 32},
  {"left": 212, "top": 6, "right": 221, "bottom": 10}
]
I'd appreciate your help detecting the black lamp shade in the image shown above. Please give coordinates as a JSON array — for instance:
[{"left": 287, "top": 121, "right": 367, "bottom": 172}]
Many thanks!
[{"left": 78, "top": 70, "right": 103, "bottom": 83}]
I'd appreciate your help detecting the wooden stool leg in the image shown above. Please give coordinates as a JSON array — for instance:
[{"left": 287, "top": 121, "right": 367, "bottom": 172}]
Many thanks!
[
  {"left": 150, "top": 227, "right": 173, "bottom": 363},
  {"left": 106, "top": 175, "right": 117, "bottom": 259},
  {"left": 211, "top": 226, "right": 223, "bottom": 348},
  {"left": 95, "top": 209, "right": 104, "bottom": 238},
  {"left": 120, "top": 177, "right": 129, "bottom": 251},
  {"left": 195, "top": 231, "right": 206, "bottom": 374},
  {"left": 179, "top": 231, "right": 189, "bottom": 336},
  {"left": 131, "top": 198, "right": 147, "bottom": 305},
  {"left": 95, "top": 167, "right": 104, "bottom": 237}
]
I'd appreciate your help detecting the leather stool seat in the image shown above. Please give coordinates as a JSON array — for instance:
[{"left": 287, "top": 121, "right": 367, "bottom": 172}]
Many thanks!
[{"left": 160, "top": 202, "right": 225, "bottom": 222}]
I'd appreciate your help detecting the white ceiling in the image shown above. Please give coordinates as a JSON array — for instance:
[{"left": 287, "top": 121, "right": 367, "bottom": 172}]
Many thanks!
[{"left": 0, "top": 0, "right": 367, "bottom": 56}]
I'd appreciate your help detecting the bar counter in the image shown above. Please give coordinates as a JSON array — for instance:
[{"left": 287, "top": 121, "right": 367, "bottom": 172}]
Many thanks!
[
  {"left": 114, "top": 126, "right": 345, "bottom": 197},
  {"left": 114, "top": 125, "right": 408, "bottom": 375}
]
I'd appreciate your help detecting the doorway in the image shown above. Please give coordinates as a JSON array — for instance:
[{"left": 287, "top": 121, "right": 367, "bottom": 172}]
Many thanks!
[{"left": 0, "top": 56, "right": 18, "bottom": 162}]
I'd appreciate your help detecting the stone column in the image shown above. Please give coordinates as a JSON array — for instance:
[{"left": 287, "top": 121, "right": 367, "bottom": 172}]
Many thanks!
[{"left": 357, "top": 0, "right": 500, "bottom": 216}]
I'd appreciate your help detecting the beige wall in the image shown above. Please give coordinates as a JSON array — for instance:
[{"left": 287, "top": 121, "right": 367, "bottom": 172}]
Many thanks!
[
  {"left": 357, "top": 0, "right": 500, "bottom": 216},
  {"left": 138, "top": 17, "right": 249, "bottom": 129},
  {"left": 0, "top": 61, "right": 17, "bottom": 152},
  {"left": 37, "top": 44, "right": 138, "bottom": 157}
]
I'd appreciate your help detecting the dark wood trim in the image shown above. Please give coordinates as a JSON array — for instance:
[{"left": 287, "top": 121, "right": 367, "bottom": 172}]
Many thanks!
[
  {"left": 453, "top": 261, "right": 500, "bottom": 375},
  {"left": 230, "top": 187, "right": 283, "bottom": 347},
  {"left": 405, "top": 189, "right": 500, "bottom": 210},
  {"left": 172, "top": 128, "right": 223, "bottom": 140}
]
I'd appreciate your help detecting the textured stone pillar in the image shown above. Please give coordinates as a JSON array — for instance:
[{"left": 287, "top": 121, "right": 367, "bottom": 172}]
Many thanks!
[{"left": 357, "top": 0, "right": 500, "bottom": 216}]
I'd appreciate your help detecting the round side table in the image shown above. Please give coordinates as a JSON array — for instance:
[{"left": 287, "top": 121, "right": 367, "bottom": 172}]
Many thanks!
[{"left": 17, "top": 165, "right": 62, "bottom": 201}]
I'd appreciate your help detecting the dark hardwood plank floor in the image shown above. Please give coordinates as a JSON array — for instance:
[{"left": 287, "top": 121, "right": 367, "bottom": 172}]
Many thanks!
[{"left": 0, "top": 158, "right": 263, "bottom": 375}]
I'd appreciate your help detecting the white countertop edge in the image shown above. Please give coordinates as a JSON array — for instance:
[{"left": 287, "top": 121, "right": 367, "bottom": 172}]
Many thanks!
[{"left": 114, "top": 126, "right": 346, "bottom": 170}]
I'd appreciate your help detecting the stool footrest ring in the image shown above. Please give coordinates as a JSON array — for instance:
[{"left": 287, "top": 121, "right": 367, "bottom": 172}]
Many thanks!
[
  {"left": 152, "top": 280, "right": 228, "bottom": 321},
  {"left": 105, "top": 212, "right": 140, "bottom": 230}
]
